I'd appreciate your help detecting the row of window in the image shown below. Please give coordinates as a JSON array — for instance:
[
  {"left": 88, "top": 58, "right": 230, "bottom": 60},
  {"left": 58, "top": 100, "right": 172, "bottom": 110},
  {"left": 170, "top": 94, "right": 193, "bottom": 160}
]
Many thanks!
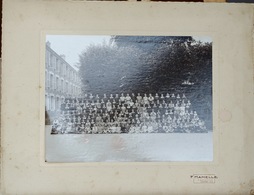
[
  {"left": 45, "top": 50, "right": 80, "bottom": 83},
  {"left": 45, "top": 71, "right": 81, "bottom": 96},
  {"left": 45, "top": 95, "right": 65, "bottom": 111}
]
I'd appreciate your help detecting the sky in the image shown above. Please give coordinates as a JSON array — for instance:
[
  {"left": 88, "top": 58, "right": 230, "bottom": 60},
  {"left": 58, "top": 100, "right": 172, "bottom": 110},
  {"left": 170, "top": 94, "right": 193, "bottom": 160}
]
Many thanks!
[
  {"left": 46, "top": 35, "right": 212, "bottom": 67},
  {"left": 46, "top": 35, "right": 111, "bottom": 67}
]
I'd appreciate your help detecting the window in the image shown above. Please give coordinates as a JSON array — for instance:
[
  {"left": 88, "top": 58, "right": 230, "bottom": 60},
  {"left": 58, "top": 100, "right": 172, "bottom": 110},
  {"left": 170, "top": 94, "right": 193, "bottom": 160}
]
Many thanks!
[
  {"left": 61, "top": 79, "right": 64, "bottom": 92},
  {"left": 47, "top": 72, "right": 49, "bottom": 88},
  {"left": 45, "top": 70, "right": 48, "bottom": 88},
  {"left": 46, "top": 50, "right": 50, "bottom": 68},
  {"left": 50, "top": 54, "right": 54, "bottom": 67},
  {"left": 56, "top": 97, "right": 60, "bottom": 111},
  {"left": 48, "top": 96, "right": 52, "bottom": 110},
  {"left": 53, "top": 56, "right": 56, "bottom": 70},
  {"left": 54, "top": 76, "right": 57, "bottom": 89},
  {"left": 66, "top": 66, "right": 69, "bottom": 79},
  {"left": 50, "top": 96, "right": 55, "bottom": 111},
  {"left": 66, "top": 82, "right": 68, "bottom": 93},
  {"left": 50, "top": 74, "right": 53, "bottom": 89},
  {"left": 56, "top": 77, "right": 59, "bottom": 91},
  {"left": 56, "top": 59, "right": 59, "bottom": 72},
  {"left": 64, "top": 64, "right": 67, "bottom": 76},
  {"left": 45, "top": 95, "right": 49, "bottom": 111},
  {"left": 60, "top": 63, "right": 63, "bottom": 75}
]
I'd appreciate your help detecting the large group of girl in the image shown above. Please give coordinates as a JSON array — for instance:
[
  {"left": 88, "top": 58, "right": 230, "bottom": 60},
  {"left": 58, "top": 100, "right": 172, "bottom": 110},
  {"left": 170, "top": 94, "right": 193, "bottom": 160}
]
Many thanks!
[{"left": 51, "top": 93, "right": 207, "bottom": 134}]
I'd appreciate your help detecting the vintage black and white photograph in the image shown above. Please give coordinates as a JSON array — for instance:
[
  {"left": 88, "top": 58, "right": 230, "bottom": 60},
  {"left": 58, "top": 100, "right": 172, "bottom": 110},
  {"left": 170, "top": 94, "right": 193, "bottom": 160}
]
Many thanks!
[{"left": 45, "top": 35, "right": 213, "bottom": 162}]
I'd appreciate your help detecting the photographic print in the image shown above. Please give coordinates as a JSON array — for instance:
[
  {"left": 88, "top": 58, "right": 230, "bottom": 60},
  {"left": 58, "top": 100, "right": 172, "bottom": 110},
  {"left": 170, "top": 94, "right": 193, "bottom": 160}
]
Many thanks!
[{"left": 45, "top": 35, "right": 213, "bottom": 162}]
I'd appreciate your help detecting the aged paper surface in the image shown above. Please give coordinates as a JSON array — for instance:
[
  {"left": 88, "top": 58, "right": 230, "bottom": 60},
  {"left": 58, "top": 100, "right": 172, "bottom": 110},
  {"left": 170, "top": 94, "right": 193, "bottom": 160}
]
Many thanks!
[{"left": 1, "top": 0, "right": 254, "bottom": 194}]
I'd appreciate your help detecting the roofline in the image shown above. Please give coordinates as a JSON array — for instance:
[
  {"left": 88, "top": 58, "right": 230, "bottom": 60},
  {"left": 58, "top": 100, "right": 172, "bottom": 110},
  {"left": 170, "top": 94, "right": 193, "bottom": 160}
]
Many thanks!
[{"left": 46, "top": 44, "right": 79, "bottom": 72}]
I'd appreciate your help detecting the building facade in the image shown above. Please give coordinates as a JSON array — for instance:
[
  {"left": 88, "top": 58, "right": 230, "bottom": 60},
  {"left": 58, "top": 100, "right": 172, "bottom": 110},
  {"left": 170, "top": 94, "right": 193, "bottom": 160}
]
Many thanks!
[{"left": 45, "top": 41, "right": 82, "bottom": 112}]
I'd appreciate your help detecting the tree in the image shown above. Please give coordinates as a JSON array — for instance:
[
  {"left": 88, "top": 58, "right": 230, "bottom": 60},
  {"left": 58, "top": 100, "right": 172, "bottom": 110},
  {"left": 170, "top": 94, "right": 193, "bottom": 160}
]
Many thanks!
[{"left": 78, "top": 42, "right": 143, "bottom": 95}]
